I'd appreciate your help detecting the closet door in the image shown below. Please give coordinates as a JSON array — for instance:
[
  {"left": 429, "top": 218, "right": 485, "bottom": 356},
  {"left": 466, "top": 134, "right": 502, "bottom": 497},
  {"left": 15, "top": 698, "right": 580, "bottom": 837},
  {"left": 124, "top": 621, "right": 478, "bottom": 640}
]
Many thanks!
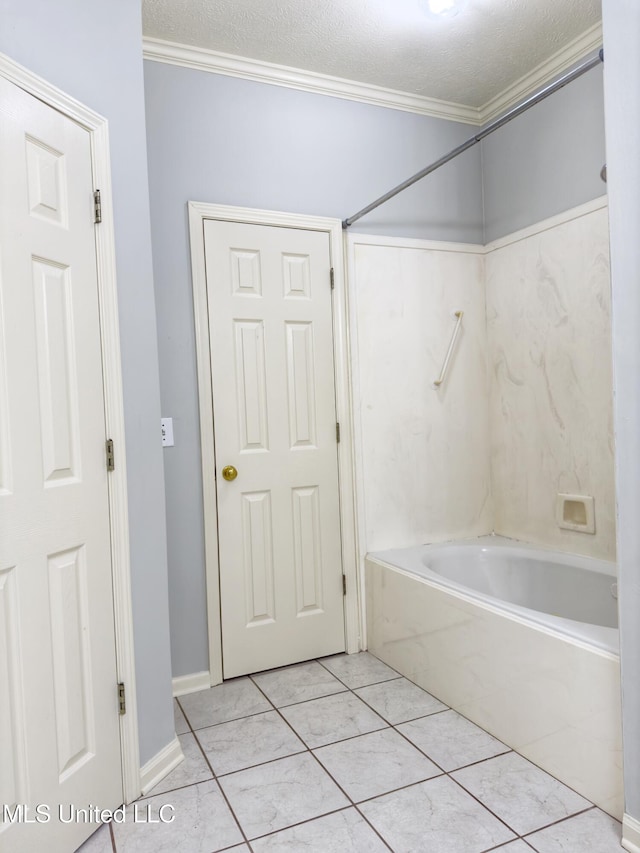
[
  {"left": 0, "top": 75, "right": 122, "bottom": 852},
  {"left": 204, "top": 219, "right": 345, "bottom": 678}
]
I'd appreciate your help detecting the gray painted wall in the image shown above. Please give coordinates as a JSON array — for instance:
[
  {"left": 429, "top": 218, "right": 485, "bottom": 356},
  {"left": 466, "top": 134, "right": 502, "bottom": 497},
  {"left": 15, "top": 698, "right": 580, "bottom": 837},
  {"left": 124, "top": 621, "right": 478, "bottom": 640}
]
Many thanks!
[
  {"left": 602, "top": 0, "right": 640, "bottom": 824},
  {"left": 144, "top": 58, "right": 606, "bottom": 680},
  {"left": 143, "top": 60, "right": 484, "bottom": 677},
  {"left": 0, "top": 0, "right": 174, "bottom": 765},
  {"left": 482, "top": 64, "right": 606, "bottom": 243}
]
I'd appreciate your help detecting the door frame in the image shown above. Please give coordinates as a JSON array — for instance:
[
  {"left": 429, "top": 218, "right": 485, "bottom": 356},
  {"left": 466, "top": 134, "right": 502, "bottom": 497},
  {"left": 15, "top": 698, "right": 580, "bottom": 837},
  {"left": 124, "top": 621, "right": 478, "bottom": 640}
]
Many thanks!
[
  {"left": 0, "top": 53, "right": 141, "bottom": 802},
  {"left": 188, "top": 202, "right": 361, "bottom": 685}
]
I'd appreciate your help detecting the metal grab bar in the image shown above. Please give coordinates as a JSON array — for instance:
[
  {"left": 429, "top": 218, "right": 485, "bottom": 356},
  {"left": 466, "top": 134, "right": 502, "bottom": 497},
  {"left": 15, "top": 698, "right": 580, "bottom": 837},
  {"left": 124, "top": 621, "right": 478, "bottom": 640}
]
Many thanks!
[{"left": 432, "top": 311, "right": 463, "bottom": 390}]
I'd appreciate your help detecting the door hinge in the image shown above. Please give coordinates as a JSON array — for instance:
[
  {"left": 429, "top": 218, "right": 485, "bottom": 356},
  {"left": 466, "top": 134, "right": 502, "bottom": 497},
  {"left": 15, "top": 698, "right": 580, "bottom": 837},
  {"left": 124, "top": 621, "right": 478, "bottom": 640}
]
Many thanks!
[
  {"left": 93, "top": 189, "right": 102, "bottom": 224},
  {"left": 342, "top": 575, "right": 347, "bottom": 596},
  {"left": 336, "top": 422, "right": 341, "bottom": 443},
  {"left": 118, "top": 682, "right": 126, "bottom": 715},
  {"left": 330, "top": 267, "right": 335, "bottom": 290},
  {"left": 106, "top": 438, "right": 115, "bottom": 472}
]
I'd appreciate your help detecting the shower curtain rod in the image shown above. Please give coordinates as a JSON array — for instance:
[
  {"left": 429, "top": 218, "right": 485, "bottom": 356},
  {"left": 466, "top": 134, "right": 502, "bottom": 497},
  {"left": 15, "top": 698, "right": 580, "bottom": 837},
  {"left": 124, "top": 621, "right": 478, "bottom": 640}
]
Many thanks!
[{"left": 342, "top": 49, "right": 604, "bottom": 229}]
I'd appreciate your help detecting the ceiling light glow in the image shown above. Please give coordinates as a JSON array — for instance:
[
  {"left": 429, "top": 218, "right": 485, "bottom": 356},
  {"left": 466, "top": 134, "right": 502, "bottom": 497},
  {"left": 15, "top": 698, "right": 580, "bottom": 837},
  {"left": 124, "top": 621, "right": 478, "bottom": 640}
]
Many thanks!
[
  {"left": 422, "top": 0, "right": 467, "bottom": 18},
  {"left": 428, "top": 0, "right": 456, "bottom": 13}
]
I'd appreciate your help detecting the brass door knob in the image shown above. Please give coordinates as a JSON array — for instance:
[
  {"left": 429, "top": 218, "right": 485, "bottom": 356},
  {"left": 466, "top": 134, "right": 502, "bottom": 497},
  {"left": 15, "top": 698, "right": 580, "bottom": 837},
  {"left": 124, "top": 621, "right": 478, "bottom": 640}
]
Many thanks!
[{"left": 222, "top": 465, "right": 238, "bottom": 481}]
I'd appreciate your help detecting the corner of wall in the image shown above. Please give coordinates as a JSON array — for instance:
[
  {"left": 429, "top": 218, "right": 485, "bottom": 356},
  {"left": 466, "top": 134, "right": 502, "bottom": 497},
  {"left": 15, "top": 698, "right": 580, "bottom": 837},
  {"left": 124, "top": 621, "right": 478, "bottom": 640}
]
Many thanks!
[
  {"left": 479, "top": 247, "right": 494, "bottom": 531},
  {"left": 479, "top": 139, "right": 487, "bottom": 247}
]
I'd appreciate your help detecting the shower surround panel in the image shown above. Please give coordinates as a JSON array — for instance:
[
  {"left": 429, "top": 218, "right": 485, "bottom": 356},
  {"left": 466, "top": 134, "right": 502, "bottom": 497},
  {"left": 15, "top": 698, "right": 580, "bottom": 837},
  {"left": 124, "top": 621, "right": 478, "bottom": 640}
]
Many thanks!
[
  {"left": 351, "top": 240, "right": 492, "bottom": 553},
  {"left": 486, "top": 201, "right": 614, "bottom": 560},
  {"left": 350, "top": 198, "right": 613, "bottom": 560}
]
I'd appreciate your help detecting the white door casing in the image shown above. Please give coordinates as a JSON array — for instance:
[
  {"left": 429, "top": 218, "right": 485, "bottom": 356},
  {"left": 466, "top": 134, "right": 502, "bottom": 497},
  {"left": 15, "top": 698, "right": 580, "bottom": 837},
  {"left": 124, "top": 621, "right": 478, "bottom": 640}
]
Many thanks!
[
  {"left": 189, "top": 205, "right": 361, "bottom": 684},
  {"left": 205, "top": 221, "right": 344, "bottom": 677},
  {"left": 0, "top": 52, "right": 139, "bottom": 843}
]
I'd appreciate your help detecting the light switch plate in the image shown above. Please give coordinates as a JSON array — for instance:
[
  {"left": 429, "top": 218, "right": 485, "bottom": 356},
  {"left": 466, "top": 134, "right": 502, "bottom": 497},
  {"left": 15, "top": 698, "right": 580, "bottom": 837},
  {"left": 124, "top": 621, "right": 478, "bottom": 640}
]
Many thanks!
[{"left": 161, "top": 417, "right": 174, "bottom": 447}]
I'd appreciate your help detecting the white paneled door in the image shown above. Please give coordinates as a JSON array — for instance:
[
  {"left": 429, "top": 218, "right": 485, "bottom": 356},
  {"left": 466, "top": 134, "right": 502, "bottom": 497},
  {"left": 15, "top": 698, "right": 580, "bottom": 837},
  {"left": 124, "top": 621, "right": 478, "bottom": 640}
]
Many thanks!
[
  {"left": 205, "top": 220, "right": 345, "bottom": 678},
  {"left": 0, "top": 78, "right": 122, "bottom": 850}
]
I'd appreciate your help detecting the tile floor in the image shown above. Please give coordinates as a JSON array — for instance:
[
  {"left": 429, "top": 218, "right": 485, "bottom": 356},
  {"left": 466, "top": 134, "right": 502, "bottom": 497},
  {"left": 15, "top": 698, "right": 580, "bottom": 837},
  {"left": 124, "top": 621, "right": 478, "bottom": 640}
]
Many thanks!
[{"left": 79, "top": 652, "right": 624, "bottom": 853}]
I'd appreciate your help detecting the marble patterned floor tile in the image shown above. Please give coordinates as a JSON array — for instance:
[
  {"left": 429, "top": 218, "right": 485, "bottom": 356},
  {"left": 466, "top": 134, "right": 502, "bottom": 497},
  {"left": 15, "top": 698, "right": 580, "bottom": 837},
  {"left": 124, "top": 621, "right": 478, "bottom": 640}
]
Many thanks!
[
  {"left": 398, "top": 709, "right": 509, "bottom": 771},
  {"left": 142, "top": 733, "right": 212, "bottom": 798},
  {"left": 493, "top": 843, "right": 534, "bottom": 852},
  {"left": 526, "top": 807, "right": 622, "bottom": 852},
  {"left": 112, "top": 779, "right": 243, "bottom": 853},
  {"left": 319, "top": 652, "right": 400, "bottom": 689},
  {"left": 250, "top": 807, "right": 389, "bottom": 852},
  {"left": 76, "top": 824, "right": 113, "bottom": 853},
  {"left": 174, "top": 700, "right": 190, "bottom": 735},
  {"left": 354, "top": 677, "right": 447, "bottom": 724},
  {"left": 196, "top": 710, "right": 305, "bottom": 775},
  {"left": 313, "top": 727, "right": 441, "bottom": 802},
  {"left": 251, "top": 661, "right": 347, "bottom": 707},
  {"left": 178, "top": 678, "right": 271, "bottom": 730},
  {"left": 359, "top": 775, "right": 515, "bottom": 852},
  {"left": 218, "top": 752, "right": 349, "bottom": 839},
  {"left": 280, "top": 690, "right": 387, "bottom": 748},
  {"left": 452, "top": 752, "right": 591, "bottom": 836}
]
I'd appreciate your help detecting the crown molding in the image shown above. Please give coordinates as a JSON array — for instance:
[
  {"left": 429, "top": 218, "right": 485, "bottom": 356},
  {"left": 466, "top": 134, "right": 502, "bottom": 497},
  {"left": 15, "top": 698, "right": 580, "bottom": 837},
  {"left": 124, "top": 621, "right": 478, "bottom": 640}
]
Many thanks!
[
  {"left": 142, "top": 37, "right": 482, "bottom": 125},
  {"left": 143, "top": 22, "right": 602, "bottom": 128},
  {"left": 478, "top": 22, "right": 603, "bottom": 124}
]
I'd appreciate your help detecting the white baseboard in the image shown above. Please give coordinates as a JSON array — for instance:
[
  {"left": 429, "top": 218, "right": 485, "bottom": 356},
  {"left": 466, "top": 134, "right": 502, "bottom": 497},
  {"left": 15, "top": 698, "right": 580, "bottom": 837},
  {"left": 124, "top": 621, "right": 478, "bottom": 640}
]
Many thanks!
[
  {"left": 623, "top": 814, "right": 640, "bottom": 853},
  {"left": 139, "top": 736, "right": 184, "bottom": 796},
  {"left": 172, "top": 670, "right": 210, "bottom": 697}
]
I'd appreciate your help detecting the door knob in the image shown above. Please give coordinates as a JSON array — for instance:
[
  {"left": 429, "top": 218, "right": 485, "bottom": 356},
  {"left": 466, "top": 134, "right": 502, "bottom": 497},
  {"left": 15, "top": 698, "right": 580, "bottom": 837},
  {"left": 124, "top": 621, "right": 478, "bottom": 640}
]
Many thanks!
[{"left": 222, "top": 465, "right": 238, "bottom": 481}]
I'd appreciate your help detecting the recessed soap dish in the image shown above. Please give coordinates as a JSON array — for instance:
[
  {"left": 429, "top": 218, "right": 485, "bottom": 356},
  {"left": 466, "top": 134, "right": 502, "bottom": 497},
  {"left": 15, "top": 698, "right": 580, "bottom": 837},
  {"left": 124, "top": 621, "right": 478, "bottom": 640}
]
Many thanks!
[{"left": 556, "top": 494, "right": 595, "bottom": 534}]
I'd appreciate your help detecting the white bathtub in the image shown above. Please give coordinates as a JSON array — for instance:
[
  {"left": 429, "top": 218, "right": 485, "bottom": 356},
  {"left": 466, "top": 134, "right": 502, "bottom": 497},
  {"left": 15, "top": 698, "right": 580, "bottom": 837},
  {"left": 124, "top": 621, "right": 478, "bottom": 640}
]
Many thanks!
[{"left": 366, "top": 535, "right": 623, "bottom": 818}]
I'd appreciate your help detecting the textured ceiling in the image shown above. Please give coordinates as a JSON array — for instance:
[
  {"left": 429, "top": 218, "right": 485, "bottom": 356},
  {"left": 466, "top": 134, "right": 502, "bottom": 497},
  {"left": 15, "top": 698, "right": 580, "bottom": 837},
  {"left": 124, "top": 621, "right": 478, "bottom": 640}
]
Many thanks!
[{"left": 142, "top": 0, "right": 601, "bottom": 109}]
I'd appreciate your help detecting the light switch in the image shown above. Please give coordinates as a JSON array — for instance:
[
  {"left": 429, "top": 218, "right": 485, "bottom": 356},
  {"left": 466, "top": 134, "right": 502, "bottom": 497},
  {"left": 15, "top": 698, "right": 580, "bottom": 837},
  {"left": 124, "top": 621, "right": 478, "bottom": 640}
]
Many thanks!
[{"left": 161, "top": 417, "right": 174, "bottom": 447}]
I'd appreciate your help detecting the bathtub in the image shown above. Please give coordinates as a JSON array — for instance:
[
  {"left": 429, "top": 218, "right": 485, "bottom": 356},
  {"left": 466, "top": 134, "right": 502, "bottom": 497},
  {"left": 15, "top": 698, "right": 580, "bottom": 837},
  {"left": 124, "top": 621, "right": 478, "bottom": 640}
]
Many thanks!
[{"left": 366, "top": 535, "right": 623, "bottom": 818}]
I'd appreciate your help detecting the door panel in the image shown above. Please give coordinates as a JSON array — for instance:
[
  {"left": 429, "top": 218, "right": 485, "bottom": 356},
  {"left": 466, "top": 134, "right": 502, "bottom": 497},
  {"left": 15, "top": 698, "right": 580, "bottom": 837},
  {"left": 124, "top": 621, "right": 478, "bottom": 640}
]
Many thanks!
[
  {"left": 0, "top": 75, "right": 122, "bottom": 852},
  {"left": 0, "top": 565, "right": 27, "bottom": 821},
  {"left": 292, "top": 485, "right": 323, "bottom": 614},
  {"left": 286, "top": 321, "right": 317, "bottom": 448},
  {"left": 241, "top": 490, "right": 276, "bottom": 625},
  {"left": 234, "top": 320, "right": 269, "bottom": 451},
  {"left": 48, "top": 545, "right": 94, "bottom": 782},
  {"left": 205, "top": 220, "right": 345, "bottom": 678},
  {"left": 32, "top": 258, "right": 81, "bottom": 484}
]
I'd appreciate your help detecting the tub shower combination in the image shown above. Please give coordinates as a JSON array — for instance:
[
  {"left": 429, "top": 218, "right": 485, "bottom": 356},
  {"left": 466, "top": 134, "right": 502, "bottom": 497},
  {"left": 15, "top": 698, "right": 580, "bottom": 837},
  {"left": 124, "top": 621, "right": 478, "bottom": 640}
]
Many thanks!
[
  {"left": 366, "top": 536, "right": 622, "bottom": 818},
  {"left": 343, "top": 44, "right": 619, "bottom": 824}
]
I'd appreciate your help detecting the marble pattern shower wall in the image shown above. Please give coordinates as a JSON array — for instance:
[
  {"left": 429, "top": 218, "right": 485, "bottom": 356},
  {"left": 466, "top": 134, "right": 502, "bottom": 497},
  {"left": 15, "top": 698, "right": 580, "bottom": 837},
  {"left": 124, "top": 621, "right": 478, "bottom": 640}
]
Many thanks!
[
  {"left": 351, "top": 239, "right": 492, "bottom": 553},
  {"left": 486, "top": 202, "right": 615, "bottom": 560}
]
